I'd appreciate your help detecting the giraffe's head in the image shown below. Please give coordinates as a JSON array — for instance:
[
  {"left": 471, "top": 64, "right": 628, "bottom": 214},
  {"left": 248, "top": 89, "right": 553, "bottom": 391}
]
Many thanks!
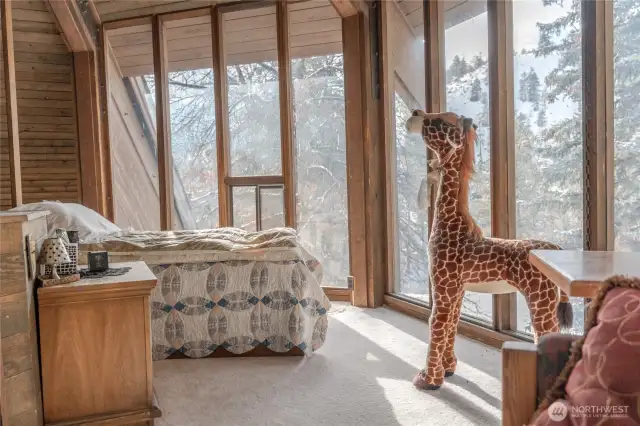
[{"left": 405, "top": 110, "right": 477, "bottom": 163}]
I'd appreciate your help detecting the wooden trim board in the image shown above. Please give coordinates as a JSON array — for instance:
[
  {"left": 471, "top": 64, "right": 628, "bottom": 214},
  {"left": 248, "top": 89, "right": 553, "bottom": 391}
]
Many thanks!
[
  {"left": 212, "top": 6, "right": 231, "bottom": 226},
  {"left": 342, "top": 13, "right": 368, "bottom": 308},
  {"left": 323, "top": 287, "right": 352, "bottom": 302},
  {"left": 384, "top": 294, "right": 519, "bottom": 349},
  {"left": 487, "top": 0, "right": 516, "bottom": 331},
  {"left": 2, "top": 0, "right": 23, "bottom": 207},
  {"left": 46, "top": 0, "right": 96, "bottom": 52},
  {"left": 152, "top": 15, "right": 174, "bottom": 230},
  {"left": 276, "top": 1, "right": 296, "bottom": 228},
  {"left": 582, "top": 0, "right": 614, "bottom": 251}
]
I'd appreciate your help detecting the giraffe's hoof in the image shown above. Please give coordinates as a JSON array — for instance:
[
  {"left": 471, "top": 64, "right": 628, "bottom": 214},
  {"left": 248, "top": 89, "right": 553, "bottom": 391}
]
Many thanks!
[
  {"left": 444, "top": 371, "right": 455, "bottom": 378},
  {"left": 412, "top": 370, "right": 441, "bottom": 390}
]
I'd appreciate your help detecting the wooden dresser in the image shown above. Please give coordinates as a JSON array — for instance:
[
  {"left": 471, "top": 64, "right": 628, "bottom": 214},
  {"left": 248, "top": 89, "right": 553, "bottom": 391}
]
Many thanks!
[
  {"left": 0, "top": 211, "right": 48, "bottom": 426},
  {"left": 37, "top": 261, "right": 161, "bottom": 425}
]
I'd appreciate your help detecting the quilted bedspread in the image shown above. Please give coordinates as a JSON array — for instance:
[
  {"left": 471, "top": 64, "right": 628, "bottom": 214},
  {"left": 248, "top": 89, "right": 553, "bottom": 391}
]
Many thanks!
[{"left": 79, "top": 228, "right": 331, "bottom": 360}]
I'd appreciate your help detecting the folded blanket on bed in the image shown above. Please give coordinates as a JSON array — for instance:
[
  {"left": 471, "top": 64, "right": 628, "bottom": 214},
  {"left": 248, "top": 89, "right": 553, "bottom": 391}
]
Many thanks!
[{"left": 81, "top": 227, "right": 300, "bottom": 252}]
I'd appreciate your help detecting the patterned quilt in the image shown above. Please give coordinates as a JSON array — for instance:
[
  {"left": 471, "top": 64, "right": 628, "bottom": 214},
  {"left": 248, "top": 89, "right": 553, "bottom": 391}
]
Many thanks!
[{"left": 79, "top": 228, "right": 331, "bottom": 360}]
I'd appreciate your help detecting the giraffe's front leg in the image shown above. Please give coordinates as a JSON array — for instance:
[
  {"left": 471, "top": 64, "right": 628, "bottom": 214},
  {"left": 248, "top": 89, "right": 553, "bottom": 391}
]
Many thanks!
[
  {"left": 442, "top": 290, "right": 464, "bottom": 377},
  {"left": 413, "top": 284, "right": 458, "bottom": 390}
]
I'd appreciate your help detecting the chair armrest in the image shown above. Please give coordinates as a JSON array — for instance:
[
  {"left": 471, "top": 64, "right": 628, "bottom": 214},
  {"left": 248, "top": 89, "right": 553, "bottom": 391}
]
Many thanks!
[{"left": 502, "top": 341, "right": 538, "bottom": 426}]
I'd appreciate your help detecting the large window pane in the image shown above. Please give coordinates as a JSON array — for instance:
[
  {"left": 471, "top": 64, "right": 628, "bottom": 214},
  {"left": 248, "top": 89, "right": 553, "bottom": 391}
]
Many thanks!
[
  {"left": 394, "top": 91, "right": 429, "bottom": 304},
  {"left": 223, "top": 6, "right": 281, "bottom": 176},
  {"left": 445, "top": 2, "right": 493, "bottom": 323},
  {"left": 513, "top": 0, "right": 584, "bottom": 334},
  {"left": 106, "top": 25, "right": 161, "bottom": 230},
  {"left": 232, "top": 186, "right": 256, "bottom": 231},
  {"left": 259, "top": 186, "right": 284, "bottom": 230},
  {"left": 614, "top": 0, "right": 640, "bottom": 252},
  {"left": 291, "top": 1, "right": 349, "bottom": 287},
  {"left": 389, "top": 2, "right": 430, "bottom": 302},
  {"left": 167, "top": 15, "right": 218, "bottom": 230}
]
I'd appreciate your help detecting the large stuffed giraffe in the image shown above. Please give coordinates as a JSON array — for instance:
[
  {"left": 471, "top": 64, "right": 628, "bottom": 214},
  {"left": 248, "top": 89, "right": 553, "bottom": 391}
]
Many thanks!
[{"left": 405, "top": 110, "right": 572, "bottom": 390}]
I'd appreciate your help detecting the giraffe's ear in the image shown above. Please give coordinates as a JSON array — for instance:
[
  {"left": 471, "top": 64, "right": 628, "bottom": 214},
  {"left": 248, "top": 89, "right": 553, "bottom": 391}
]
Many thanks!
[
  {"left": 460, "top": 116, "right": 475, "bottom": 134},
  {"left": 406, "top": 115, "right": 424, "bottom": 135}
]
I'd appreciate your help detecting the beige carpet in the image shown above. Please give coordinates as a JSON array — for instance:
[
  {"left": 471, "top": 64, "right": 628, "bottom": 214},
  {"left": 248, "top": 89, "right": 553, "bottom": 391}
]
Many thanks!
[{"left": 154, "top": 304, "right": 502, "bottom": 426}]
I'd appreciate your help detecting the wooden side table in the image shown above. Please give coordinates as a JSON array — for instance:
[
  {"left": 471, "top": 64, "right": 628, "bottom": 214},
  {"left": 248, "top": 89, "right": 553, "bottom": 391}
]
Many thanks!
[
  {"left": 37, "top": 261, "right": 161, "bottom": 425},
  {"left": 530, "top": 250, "right": 640, "bottom": 298}
]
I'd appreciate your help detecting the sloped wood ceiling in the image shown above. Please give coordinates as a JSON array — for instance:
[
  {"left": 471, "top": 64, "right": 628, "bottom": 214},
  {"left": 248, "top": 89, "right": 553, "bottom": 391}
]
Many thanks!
[
  {"left": 396, "top": 0, "right": 488, "bottom": 35},
  {"left": 93, "top": 0, "right": 228, "bottom": 22},
  {"left": 1, "top": 0, "right": 79, "bottom": 209},
  {"left": 105, "top": 1, "right": 343, "bottom": 77}
]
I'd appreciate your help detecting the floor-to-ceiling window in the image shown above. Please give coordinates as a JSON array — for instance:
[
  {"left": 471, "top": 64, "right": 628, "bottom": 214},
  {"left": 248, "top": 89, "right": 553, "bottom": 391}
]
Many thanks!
[
  {"left": 513, "top": 0, "right": 585, "bottom": 335},
  {"left": 388, "top": 1, "right": 430, "bottom": 303},
  {"left": 289, "top": 1, "right": 350, "bottom": 287},
  {"left": 394, "top": 88, "right": 430, "bottom": 304},
  {"left": 105, "top": 23, "right": 162, "bottom": 231},
  {"left": 167, "top": 14, "right": 217, "bottom": 230},
  {"left": 614, "top": 0, "right": 640, "bottom": 252},
  {"left": 221, "top": 5, "right": 285, "bottom": 231},
  {"left": 444, "top": 1, "right": 493, "bottom": 324}
]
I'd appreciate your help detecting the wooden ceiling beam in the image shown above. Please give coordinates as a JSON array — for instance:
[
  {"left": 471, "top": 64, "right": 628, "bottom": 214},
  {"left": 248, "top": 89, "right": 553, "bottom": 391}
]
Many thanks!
[
  {"left": 329, "top": 0, "right": 360, "bottom": 17},
  {"left": 46, "top": 0, "right": 96, "bottom": 51}
]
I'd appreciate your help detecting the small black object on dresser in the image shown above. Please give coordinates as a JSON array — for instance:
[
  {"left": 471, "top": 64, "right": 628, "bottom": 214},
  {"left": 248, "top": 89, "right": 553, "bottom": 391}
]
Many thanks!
[{"left": 87, "top": 251, "right": 109, "bottom": 272}]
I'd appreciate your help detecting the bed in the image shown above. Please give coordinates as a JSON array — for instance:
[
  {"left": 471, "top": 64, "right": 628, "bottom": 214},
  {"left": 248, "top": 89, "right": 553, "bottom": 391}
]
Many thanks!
[{"left": 10, "top": 202, "right": 331, "bottom": 360}]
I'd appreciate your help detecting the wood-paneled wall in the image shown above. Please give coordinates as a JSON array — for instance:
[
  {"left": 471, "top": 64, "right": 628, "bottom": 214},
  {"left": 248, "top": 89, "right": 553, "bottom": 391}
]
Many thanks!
[{"left": 0, "top": 0, "right": 79, "bottom": 210}]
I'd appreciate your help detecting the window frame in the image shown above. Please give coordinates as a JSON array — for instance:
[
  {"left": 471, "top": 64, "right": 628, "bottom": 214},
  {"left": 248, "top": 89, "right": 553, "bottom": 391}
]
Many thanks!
[{"left": 384, "top": 0, "right": 614, "bottom": 338}]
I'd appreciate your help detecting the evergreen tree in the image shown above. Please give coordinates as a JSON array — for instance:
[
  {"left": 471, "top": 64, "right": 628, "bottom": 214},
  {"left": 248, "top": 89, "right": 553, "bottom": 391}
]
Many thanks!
[
  {"left": 449, "top": 55, "right": 462, "bottom": 81},
  {"left": 459, "top": 57, "right": 470, "bottom": 77},
  {"left": 519, "top": 71, "right": 529, "bottom": 102},
  {"left": 470, "top": 77, "right": 482, "bottom": 102},
  {"left": 527, "top": 69, "right": 541, "bottom": 107},
  {"left": 536, "top": 107, "right": 547, "bottom": 128},
  {"left": 471, "top": 54, "right": 485, "bottom": 72}
]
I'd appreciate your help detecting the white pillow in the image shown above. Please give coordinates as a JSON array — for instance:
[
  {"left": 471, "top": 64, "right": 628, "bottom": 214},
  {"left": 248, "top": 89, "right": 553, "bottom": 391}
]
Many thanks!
[{"left": 9, "top": 201, "right": 120, "bottom": 242}]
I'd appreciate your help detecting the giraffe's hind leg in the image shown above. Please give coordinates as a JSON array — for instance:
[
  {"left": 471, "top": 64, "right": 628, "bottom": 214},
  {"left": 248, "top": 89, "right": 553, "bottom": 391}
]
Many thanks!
[
  {"left": 524, "top": 278, "right": 560, "bottom": 342},
  {"left": 442, "top": 290, "right": 464, "bottom": 377}
]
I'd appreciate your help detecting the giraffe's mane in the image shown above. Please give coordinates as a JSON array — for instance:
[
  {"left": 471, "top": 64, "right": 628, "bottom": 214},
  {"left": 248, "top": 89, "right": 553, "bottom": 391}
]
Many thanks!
[{"left": 457, "top": 126, "right": 483, "bottom": 239}]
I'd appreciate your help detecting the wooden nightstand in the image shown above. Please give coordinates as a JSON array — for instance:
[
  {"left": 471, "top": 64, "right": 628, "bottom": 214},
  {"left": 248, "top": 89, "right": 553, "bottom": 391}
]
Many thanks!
[{"left": 37, "top": 261, "right": 161, "bottom": 425}]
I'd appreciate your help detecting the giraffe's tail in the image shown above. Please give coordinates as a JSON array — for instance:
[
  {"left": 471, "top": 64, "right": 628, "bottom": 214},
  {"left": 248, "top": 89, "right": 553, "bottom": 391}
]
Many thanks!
[{"left": 557, "top": 290, "right": 573, "bottom": 330}]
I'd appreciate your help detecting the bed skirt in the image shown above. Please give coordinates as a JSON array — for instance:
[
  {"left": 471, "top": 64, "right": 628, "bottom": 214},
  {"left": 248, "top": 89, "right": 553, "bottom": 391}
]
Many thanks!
[{"left": 79, "top": 249, "right": 330, "bottom": 360}]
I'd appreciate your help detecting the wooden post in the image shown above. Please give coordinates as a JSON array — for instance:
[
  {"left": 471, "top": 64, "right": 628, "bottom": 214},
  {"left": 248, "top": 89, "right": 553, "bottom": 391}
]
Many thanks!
[
  {"left": 276, "top": 1, "right": 296, "bottom": 228},
  {"left": 343, "top": 13, "right": 368, "bottom": 307},
  {"left": 582, "top": 0, "right": 614, "bottom": 252},
  {"left": 74, "top": 51, "right": 107, "bottom": 215},
  {"left": 423, "top": 0, "right": 445, "bottom": 240},
  {"left": 502, "top": 341, "right": 538, "bottom": 426},
  {"left": 152, "top": 15, "right": 173, "bottom": 230},
  {"left": 46, "top": 0, "right": 96, "bottom": 52},
  {"left": 98, "top": 29, "right": 115, "bottom": 221},
  {"left": 380, "top": 0, "right": 398, "bottom": 295},
  {"left": 1, "top": 0, "right": 23, "bottom": 207},
  {"left": 488, "top": 0, "right": 517, "bottom": 330},
  {"left": 211, "top": 7, "right": 231, "bottom": 227},
  {"left": 342, "top": 4, "right": 387, "bottom": 308},
  {"left": 423, "top": 0, "right": 445, "bottom": 113}
]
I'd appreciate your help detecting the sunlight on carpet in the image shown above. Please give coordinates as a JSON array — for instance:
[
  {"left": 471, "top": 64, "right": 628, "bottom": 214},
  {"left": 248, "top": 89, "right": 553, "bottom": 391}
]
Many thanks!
[{"left": 154, "top": 304, "right": 502, "bottom": 426}]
